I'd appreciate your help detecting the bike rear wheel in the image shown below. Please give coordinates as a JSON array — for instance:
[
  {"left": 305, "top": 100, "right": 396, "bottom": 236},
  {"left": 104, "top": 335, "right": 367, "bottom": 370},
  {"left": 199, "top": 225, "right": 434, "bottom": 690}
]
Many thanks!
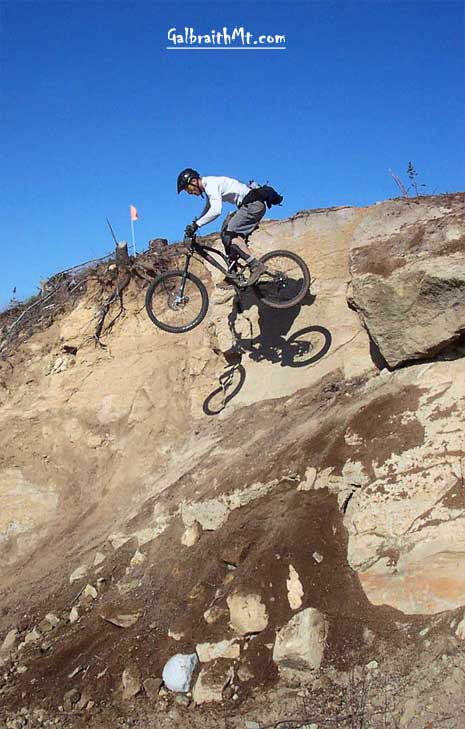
[
  {"left": 253, "top": 250, "right": 310, "bottom": 309},
  {"left": 145, "top": 270, "right": 209, "bottom": 333}
]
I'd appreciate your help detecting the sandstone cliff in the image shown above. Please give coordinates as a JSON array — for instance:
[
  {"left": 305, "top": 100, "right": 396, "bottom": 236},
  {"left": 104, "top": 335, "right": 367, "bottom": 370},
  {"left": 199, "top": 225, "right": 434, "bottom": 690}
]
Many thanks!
[{"left": 0, "top": 193, "right": 464, "bottom": 729}]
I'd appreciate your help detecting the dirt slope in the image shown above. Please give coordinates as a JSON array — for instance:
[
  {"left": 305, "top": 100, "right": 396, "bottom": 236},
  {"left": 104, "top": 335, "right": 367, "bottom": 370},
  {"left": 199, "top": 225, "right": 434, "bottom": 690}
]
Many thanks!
[{"left": 0, "top": 193, "right": 464, "bottom": 729}]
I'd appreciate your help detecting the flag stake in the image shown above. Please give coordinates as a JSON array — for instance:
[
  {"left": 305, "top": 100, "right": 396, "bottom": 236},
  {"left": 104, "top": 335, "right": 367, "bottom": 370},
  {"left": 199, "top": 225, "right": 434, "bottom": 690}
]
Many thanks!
[
  {"left": 131, "top": 218, "right": 136, "bottom": 256},
  {"left": 129, "top": 205, "right": 138, "bottom": 256}
]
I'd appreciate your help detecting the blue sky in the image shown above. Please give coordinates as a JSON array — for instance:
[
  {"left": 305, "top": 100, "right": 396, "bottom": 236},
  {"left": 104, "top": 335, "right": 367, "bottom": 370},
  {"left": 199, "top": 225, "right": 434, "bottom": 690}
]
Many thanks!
[{"left": 1, "top": 0, "right": 464, "bottom": 308}]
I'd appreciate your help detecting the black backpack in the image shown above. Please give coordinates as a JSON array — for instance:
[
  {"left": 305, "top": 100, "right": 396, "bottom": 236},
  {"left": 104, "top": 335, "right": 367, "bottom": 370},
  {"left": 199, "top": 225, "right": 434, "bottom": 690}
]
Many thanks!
[{"left": 240, "top": 184, "right": 283, "bottom": 210}]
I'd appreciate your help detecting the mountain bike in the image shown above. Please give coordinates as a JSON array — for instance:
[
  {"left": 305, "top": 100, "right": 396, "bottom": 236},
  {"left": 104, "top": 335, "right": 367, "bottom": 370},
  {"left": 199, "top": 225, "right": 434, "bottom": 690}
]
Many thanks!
[{"left": 145, "top": 233, "right": 310, "bottom": 334}]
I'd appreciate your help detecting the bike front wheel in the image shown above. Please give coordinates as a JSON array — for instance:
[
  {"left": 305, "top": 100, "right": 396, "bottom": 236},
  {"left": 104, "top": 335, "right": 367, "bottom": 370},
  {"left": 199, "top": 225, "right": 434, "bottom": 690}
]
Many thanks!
[
  {"left": 145, "top": 271, "right": 209, "bottom": 333},
  {"left": 253, "top": 250, "right": 310, "bottom": 309}
]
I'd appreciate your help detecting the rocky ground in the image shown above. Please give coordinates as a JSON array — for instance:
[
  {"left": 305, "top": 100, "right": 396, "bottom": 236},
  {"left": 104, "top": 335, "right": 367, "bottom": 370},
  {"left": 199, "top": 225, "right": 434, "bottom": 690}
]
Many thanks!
[{"left": 0, "top": 193, "right": 464, "bottom": 728}]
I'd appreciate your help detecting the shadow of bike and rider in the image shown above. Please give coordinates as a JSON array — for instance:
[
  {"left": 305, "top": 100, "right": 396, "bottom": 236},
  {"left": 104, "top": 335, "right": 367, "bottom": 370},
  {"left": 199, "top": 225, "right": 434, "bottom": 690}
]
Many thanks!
[{"left": 202, "top": 287, "right": 332, "bottom": 416}]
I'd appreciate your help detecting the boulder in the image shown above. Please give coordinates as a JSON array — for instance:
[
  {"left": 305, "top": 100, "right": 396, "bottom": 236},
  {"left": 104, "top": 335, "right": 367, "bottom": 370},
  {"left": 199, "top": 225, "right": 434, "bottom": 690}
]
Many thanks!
[
  {"left": 273, "top": 608, "right": 328, "bottom": 671},
  {"left": 349, "top": 209, "right": 465, "bottom": 368}
]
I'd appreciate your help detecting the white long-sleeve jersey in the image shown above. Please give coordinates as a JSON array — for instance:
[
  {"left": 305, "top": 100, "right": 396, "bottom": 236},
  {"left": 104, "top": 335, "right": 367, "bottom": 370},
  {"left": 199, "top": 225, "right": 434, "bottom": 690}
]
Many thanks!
[{"left": 195, "top": 176, "right": 251, "bottom": 229}]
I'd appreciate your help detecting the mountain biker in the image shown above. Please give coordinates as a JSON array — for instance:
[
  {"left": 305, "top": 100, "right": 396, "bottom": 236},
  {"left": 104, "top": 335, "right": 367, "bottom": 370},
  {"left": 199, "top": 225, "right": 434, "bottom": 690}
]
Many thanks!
[{"left": 177, "top": 168, "right": 268, "bottom": 286}]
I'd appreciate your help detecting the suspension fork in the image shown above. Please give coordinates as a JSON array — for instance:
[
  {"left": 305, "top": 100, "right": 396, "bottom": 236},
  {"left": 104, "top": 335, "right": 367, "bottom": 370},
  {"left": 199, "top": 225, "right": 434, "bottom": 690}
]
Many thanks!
[{"left": 177, "top": 252, "right": 192, "bottom": 299}]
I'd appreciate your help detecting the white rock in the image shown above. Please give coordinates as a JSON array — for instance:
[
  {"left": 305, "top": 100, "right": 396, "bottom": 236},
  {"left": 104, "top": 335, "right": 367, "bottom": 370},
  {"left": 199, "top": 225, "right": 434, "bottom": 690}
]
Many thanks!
[
  {"left": 297, "top": 466, "right": 317, "bottom": 491},
  {"left": 69, "top": 565, "right": 88, "bottom": 583},
  {"left": 312, "top": 552, "right": 324, "bottom": 563},
  {"left": 273, "top": 608, "right": 328, "bottom": 671},
  {"left": 1, "top": 628, "right": 18, "bottom": 655},
  {"left": 93, "top": 552, "right": 106, "bottom": 566},
  {"left": 196, "top": 639, "right": 240, "bottom": 662},
  {"left": 366, "top": 660, "right": 378, "bottom": 670},
  {"left": 24, "top": 628, "right": 41, "bottom": 645},
  {"left": 162, "top": 653, "right": 198, "bottom": 693},
  {"left": 69, "top": 607, "right": 80, "bottom": 623},
  {"left": 227, "top": 592, "right": 269, "bottom": 636},
  {"left": 168, "top": 629, "right": 184, "bottom": 641},
  {"left": 287, "top": 565, "right": 304, "bottom": 610},
  {"left": 83, "top": 584, "right": 98, "bottom": 599},
  {"left": 181, "top": 521, "right": 202, "bottom": 547},
  {"left": 456, "top": 615, "right": 465, "bottom": 640},
  {"left": 44, "top": 613, "right": 60, "bottom": 627}
]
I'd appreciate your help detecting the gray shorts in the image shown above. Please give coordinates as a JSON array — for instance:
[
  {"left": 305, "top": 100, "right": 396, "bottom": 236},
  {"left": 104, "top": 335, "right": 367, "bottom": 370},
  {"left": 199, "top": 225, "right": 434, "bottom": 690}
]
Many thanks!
[{"left": 221, "top": 200, "right": 266, "bottom": 239}]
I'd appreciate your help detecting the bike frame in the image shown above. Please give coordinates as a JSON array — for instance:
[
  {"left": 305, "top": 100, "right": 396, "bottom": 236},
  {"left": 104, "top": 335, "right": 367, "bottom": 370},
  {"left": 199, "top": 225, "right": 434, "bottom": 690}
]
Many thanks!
[{"left": 178, "top": 237, "right": 242, "bottom": 299}]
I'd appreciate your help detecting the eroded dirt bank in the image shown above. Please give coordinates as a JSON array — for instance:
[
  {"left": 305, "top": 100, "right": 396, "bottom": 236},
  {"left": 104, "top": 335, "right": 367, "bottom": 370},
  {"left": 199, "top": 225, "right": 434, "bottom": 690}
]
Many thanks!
[{"left": 1, "top": 193, "right": 464, "bottom": 729}]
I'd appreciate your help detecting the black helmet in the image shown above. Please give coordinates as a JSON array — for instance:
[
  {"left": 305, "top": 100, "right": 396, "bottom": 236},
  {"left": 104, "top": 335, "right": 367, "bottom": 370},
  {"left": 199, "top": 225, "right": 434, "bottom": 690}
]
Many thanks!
[{"left": 177, "top": 168, "right": 200, "bottom": 194}]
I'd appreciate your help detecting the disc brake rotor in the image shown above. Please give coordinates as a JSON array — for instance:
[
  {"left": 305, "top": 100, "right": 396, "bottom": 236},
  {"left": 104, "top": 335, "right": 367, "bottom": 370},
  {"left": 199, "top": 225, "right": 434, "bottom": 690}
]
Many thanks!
[{"left": 168, "top": 292, "right": 189, "bottom": 311}]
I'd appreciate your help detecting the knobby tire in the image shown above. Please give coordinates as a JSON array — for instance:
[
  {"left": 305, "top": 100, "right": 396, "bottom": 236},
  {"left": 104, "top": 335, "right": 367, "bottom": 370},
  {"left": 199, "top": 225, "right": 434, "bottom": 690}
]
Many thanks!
[
  {"left": 145, "top": 270, "right": 209, "bottom": 334},
  {"left": 253, "top": 250, "right": 310, "bottom": 309}
]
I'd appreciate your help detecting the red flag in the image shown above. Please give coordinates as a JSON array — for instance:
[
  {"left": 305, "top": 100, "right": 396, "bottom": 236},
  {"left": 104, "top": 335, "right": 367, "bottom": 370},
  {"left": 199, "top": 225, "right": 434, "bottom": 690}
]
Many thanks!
[{"left": 130, "top": 205, "right": 139, "bottom": 221}]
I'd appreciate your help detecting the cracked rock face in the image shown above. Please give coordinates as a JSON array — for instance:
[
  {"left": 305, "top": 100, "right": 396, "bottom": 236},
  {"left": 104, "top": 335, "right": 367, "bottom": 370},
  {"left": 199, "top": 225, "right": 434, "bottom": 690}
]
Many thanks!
[
  {"left": 342, "top": 358, "right": 465, "bottom": 613},
  {"left": 349, "top": 196, "right": 465, "bottom": 367}
]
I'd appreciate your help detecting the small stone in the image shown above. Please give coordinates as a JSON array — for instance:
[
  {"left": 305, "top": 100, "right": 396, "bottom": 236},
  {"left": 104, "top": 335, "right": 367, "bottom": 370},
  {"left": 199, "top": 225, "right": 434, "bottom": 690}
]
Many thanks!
[
  {"left": 69, "top": 607, "right": 80, "bottom": 623},
  {"left": 237, "top": 662, "right": 254, "bottom": 682},
  {"left": 297, "top": 467, "right": 317, "bottom": 491},
  {"left": 366, "top": 660, "right": 378, "bottom": 670},
  {"left": 168, "top": 629, "right": 184, "bottom": 641},
  {"left": 196, "top": 639, "right": 240, "bottom": 662},
  {"left": 245, "top": 722, "right": 260, "bottom": 729},
  {"left": 108, "top": 533, "right": 131, "bottom": 550},
  {"left": 455, "top": 615, "right": 465, "bottom": 640},
  {"left": 82, "top": 584, "right": 98, "bottom": 600},
  {"left": 192, "top": 659, "right": 234, "bottom": 705},
  {"left": 363, "top": 628, "right": 375, "bottom": 645},
  {"left": 203, "top": 605, "right": 228, "bottom": 625},
  {"left": 16, "top": 665, "right": 28, "bottom": 674},
  {"left": 24, "top": 628, "right": 41, "bottom": 645},
  {"left": 143, "top": 677, "right": 163, "bottom": 699},
  {"left": 181, "top": 521, "right": 202, "bottom": 547},
  {"left": 162, "top": 653, "right": 198, "bottom": 693},
  {"left": 220, "top": 541, "right": 249, "bottom": 566},
  {"left": 175, "top": 694, "right": 191, "bottom": 707},
  {"left": 93, "top": 552, "right": 106, "bottom": 567},
  {"left": 69, "top": 565, "right": 87, "bottom": 584},
  {"left": 227, "top": 592, "right": 269, "bottom": 636},
  {"left": 312, "top": 552, "right": 324, "bottom": 563},
  {"left": 99, "top": 606, "right": 141, "bottom": 628},
  {"left": 45, "top": 613, "right": 60, "bottom": 627},
  {"left": 287, "top": 565, "right": 304, "bottom": 610},
  {"left": 1, "top": 629, "right": 18, "bottom": 655},
  {"left": 130, "top": 550, "right": 146, "bottom": 567},
  {"left": 122, "top": 666, "right": 141, "bottom": 700},
  {"left": 63, "top": 688, "right": 81, "bottom": 712}
]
